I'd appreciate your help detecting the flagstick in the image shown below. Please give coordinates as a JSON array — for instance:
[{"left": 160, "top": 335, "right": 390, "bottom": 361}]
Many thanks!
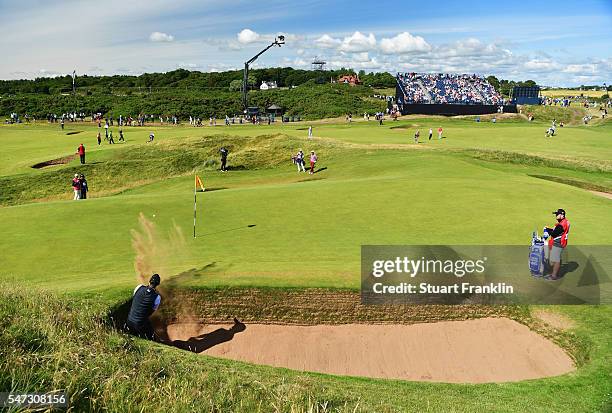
[{"left": 193, "top": 181, "right": 197, "bottom": 238}]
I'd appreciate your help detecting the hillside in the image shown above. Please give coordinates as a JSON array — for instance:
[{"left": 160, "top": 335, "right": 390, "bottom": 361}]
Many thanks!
[{"left": 1, "top": 81, "right": 387, "bottom": 120}]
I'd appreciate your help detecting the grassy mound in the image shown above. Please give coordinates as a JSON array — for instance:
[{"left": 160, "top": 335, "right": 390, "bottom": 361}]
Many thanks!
[
  {"left": 519, "top": 105, "right": 587, "bottom": 125},
  {"left": 0, "top": 133, "right": 346, "bottom": 206},
  {"left": 461, "top": 148, "right": 612, "bottom": 174}
]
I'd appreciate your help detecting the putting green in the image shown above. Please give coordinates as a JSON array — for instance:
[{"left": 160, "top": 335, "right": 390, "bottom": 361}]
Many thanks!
[{"left": 0, "top": 123, "right": 610, "bottom": 295}]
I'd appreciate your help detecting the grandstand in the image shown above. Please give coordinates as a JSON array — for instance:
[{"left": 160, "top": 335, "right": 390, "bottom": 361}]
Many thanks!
[
  {"left": 396, "top": 73, "right": 517, "bottom": 115},
  {"left": 511, "top": 86, "right": 541, "bottom": 105}
]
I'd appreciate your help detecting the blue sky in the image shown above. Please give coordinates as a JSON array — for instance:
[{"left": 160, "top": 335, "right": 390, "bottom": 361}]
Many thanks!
[{"left": 0, "top": 0, "right": 610, "bottom": 86}]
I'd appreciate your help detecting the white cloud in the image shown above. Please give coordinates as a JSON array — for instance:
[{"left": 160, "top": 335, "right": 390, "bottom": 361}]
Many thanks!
[
  {"left": 207, "top": 63, "right": 239, "bottom": 72},
  {"left": 339, "top": 31, "right": 376, "bottom": 52},
  {"left": 315, "top": 34, "right": 341, "bottom": 49},
  {"left": 149, "top": 32, "right": 174, "bottom": 42},
  {"left": 523, "top": 59, "right": 560, "bottom": 72},
  {"left": 237, "top": 29, "right": 260, "bottom": 44},
  {"left": 37, "top": 68, "right": 63, "bottom": 77},
  {"left": 563, "top": 64, "right": 596, "bottom": 73},
  {"left": 352, "top": 52, "right": 370, "bottom": 62},
  {"left": 380, "top": 32, "right": 431, "bottom": 54},
  {"left": 176, "top": 62, "right": 199, "bottom": 69}
]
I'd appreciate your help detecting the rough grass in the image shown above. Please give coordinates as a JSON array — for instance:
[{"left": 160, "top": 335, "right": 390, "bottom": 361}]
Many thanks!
[
  {"left": 461, "top": 148, "right": 612, "bottom": 174},
  {"left": 519, "top": 105, "right": 587, "bottom": 125},
  {"left": 0, "top": 133, "right": 347, "bottom": 206},
  {"left": 0, "top": 283, "right": 368, "bottom": 412},
  {"left": 2, "top": 282, "right": 610, "bottom": 413}
]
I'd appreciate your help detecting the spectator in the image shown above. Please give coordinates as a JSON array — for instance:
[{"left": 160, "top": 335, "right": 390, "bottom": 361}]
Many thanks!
[
  {"left": 295, "top": 150, "right": 306, "bottom": 172},
  {"left": 77, "top": 143, "right": 85, "bottom": 164},
  {"left": 309, "top": 151, "right": 318, "bottom": 175},
  {"left": 72, "top": 174, "right": 81, "bottom": 200},
  {"left": 414, "top": 129, "right": 420, "bottom": 144},
  {"left": 119, "top": 129, "right": 125, "bottom": 142},
  {"left": 396, "top": 72, "right": 502, "bottom": 105},
  {"left": 97, "top": 132, "right": 101, "bottom": 146},
  {"left": 79, "top": 174, "right": 88, "bottom": 199},
  {"left": 428, "top": 128, "right": 433, "bottom": 140},
  {"left": 108, "top": 131, "right": 115, "bottom": 144},
  {"left": 308, "top": 125, "right": 313, "bottom": 139}
]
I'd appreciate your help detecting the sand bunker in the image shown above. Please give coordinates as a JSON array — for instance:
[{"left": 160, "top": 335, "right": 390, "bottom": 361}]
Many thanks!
[
  {"left": 166, "top": 317, "right": 574, "bottom": 383},
  {"left": 31, "top": 154, "right": 76, "bottom": 169}
]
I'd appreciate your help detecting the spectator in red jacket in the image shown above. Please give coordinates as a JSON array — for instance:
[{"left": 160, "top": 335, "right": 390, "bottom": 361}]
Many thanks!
[{"left": 77, "top": 143, "right": 85, "bottom": 164}]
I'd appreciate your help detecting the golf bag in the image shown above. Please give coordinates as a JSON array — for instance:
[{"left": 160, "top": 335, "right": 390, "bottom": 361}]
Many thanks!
[{"left": 529, "top": 231, "right": 546, "bottom": 277}]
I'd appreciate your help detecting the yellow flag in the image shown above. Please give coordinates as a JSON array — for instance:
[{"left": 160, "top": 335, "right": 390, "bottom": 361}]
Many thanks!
[{"left": 195, "top": 175, "right": 205, "bottom": 192}]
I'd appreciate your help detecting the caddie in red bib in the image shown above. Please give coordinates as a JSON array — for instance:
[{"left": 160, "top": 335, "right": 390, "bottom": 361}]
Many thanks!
[{"left": 544, "top": 208, "right": 570, "bottom": 280}]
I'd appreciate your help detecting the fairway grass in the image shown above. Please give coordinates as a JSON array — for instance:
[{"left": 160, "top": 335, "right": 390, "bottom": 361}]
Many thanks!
[
  {"left": 1, "top": 148, "right": 610, "bottom": 293},
  {"left": 0, "top": 113, "right": 610, "bottom": 412}
]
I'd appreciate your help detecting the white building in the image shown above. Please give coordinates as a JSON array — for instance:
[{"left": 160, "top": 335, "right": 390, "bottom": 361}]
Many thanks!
[{"left": 260, "top": 81, "right": 278, "bottom": 90}]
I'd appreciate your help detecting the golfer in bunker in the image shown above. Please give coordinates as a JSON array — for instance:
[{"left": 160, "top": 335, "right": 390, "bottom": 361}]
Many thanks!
[{"left": 127, "top": 273, "right": 161, "bottom": 340}]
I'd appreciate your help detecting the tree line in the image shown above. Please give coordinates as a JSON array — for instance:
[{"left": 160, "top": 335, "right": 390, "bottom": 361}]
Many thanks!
[
  {"left": 0, "top": 68, "right": 397, "bottom": 95},
  {"left": 0, "top": 80, "right": 388, "bottom": 120}
]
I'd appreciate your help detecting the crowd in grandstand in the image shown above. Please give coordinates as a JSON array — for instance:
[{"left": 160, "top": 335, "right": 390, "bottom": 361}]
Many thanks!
[{"left": 397, "top": 73, "right": 503, "bottom": 105}]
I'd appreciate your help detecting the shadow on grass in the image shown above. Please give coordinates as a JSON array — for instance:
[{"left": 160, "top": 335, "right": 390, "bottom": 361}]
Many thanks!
[
  {"left": 528, "top": 174, "right": 611, "bottom": 193},
  {"left": 197, "top": 224, "right": 256, "bottom": 237},
  {"left": 223, "top": 165, "right": 247, "bottom": 171}
]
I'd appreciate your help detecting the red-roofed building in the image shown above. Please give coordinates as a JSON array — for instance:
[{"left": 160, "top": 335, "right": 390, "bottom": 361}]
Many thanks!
[{"left": 338, "top": 74, "right": 361, "bottom": 86}]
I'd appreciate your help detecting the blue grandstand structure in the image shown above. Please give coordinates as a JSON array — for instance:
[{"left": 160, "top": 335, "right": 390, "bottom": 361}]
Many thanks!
[{"left": 396, "top": 72, "right": 517, "bottom": 115}]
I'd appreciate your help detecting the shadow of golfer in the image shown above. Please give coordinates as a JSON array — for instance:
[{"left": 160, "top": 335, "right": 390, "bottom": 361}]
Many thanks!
[
  {"left": 313, "top": 166, "right": 327, "bottom": 174},
  {"left": 171, "top": 319, "right": 246, "bottom": 353},
  {"left": 224, "top": 165, "right": 247, "bottom": 171}
]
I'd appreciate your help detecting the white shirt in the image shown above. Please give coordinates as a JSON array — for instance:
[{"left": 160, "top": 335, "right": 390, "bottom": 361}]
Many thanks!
[{"left": 133, "top": 285, "right": 161, "bottom": 310}]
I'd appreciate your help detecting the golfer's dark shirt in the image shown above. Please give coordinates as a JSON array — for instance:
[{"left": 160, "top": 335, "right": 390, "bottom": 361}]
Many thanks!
[{"left": 127, "top": 286, "right": 159, "bottom": 325}]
